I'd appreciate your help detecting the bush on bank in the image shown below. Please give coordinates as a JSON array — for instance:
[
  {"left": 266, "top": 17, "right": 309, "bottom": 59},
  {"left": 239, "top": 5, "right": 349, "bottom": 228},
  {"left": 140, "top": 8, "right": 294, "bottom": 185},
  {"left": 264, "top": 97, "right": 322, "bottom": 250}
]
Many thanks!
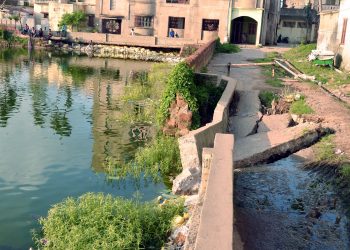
[
  {"left": 157, "top": 61, "right": 199, "bottom": 127},
  {"left": 215, "top": 39, "right": 240, "bottom": 54},
  {"left": 33, "top": 193, "right": 184, "bottom": 250},
  {"left": 0, "top": 29, "right": 28, "bottom": 47}
]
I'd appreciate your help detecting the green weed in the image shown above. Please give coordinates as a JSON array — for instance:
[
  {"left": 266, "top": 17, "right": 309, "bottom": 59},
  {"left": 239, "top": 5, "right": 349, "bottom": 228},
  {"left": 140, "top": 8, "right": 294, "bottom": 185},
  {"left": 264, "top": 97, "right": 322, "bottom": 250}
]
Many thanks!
[
  {"left": 105, "top": 135, "right": 182, "bottom": 182},
  {"left": 289, "top": 97, "right": 314, "bottom": 115},
  {"left": 341, "top": 163, "right": 350, "bottom": 180},
  {"left": 314, "top": 135, "right": 343, "bottom": 162},
  {"left": 215, "top": 39, "right": 240, "bottom": 53},
  {"left": 259, "top": 91, "right": 279, "bottom": 108},
  {"left": 33, "top": 193, "right": 184, "bottom": 250}
]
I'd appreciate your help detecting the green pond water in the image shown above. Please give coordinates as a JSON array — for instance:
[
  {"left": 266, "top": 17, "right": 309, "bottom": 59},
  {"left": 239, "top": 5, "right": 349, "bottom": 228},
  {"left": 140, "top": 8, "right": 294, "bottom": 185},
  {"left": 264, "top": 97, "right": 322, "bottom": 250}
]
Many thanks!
[{"left": 0, "top": 49, "right": 165, "bottom": 249}]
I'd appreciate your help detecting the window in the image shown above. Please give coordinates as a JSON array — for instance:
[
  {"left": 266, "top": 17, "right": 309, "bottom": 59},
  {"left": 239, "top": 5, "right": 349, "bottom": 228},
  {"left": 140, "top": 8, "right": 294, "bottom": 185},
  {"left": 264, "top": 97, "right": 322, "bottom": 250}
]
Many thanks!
[
  {"left": 202, "top": 19, "right": 219, "bottom": 31},
  {"left": 297, "top": 22, "right": 307, "bottom": 28},
  {"left": 135, "top": 16, "right": 153, "bottom": 28},
  {"left": 43, "top": 13, "right": 48, "bottom": 18},
  {"left": 341, "top": 18, "right": 348, "bottom": 45},
  {"left": 168, "top": 17, "right": 185, "bottom": 29},
  {"left": 88, "top": 15, "right": 95, "bottom": 27},
  {"left": 322, "top": 0, "right": 338, "bottom": 4},
  {"left": 110, "top": 0, "right": 116, "bottom": 10},
  {"left": 283, "top": 21, "right": 296, "bottom": 28}
]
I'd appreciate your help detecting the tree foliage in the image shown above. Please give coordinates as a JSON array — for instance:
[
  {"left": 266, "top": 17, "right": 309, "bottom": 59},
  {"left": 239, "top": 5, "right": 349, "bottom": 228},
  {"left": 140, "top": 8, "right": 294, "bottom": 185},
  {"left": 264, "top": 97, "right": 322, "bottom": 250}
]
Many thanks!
[{"left": 59, "top": 11, "right": 86, "bottom": 31}]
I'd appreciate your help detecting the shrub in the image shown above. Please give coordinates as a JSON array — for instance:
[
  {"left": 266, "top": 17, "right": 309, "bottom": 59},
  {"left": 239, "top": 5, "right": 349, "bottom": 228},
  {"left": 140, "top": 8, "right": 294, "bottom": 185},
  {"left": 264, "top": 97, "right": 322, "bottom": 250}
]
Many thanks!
[
  {"left": 134, "top": 135, "right": 182, "bottom": 179},
  {"left": 259, "top": 91, "right": 279, "bottom": 108},
  {"left": 215, "top": 39, "right": 240, "bottom": 53},
  {"left": 157, "top": 62, "right": 198, "bottom": 127},
  {"left": 33, "top": 193, "right": 184, "bottom": 250},
  {"left": 106, "top": 135, "right": 182, "bottom": 182}
]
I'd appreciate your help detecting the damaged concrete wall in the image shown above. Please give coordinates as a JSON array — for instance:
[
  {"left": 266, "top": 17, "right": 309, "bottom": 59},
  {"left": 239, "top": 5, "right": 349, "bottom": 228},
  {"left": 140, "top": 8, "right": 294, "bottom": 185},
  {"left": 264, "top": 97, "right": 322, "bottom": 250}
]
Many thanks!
[{"left": 172, "top": 75, "right": 237, "bottom": 195}]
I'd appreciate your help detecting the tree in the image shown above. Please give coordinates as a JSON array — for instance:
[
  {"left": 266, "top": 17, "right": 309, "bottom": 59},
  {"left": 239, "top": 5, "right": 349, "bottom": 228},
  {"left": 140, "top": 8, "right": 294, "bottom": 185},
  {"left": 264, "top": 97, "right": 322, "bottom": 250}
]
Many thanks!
[
  {"left": 59, "top": 11, "right": 86, "bottom": 32},
  {"left": 9, "top": 14, "right": 20, "bottom": 30}
]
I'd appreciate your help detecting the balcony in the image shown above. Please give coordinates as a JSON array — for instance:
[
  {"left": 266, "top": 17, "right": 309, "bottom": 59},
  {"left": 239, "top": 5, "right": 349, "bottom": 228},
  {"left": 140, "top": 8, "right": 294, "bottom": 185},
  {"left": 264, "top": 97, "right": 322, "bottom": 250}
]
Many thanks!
[
  {"left": 34, "top": 0, "right": 57, "bottom": 3},
  {"left": 165, "top": 0, "right": 189, "bottom": 4},
  {"left": 321, "top": 4, "right": 340, "bottom": 11}
]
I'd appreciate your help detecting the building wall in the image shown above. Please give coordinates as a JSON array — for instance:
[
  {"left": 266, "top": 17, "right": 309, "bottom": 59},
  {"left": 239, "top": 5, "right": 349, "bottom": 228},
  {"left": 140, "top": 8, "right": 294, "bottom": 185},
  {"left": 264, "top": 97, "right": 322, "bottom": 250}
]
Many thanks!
[
  {"left": 231, "top": 0, "right": 280, "bottom": 45},
  {"left": 34, "top": 0, "right": 96, "bottom": 31},
  {"left": 95, "top": 0, "right": 229, "bottom": 42},
  {"left": 337, "top": 0, "right": 350, "bottom": 71},
  {"left": 317, "top": 11, "right": 339, "bottom": 51},
  {"left": 278, "top": 20, "right": 316, "bottom": 43},
  {"left": 231, "top": 8, "right": 263, "bottom": 45},
  {"left": 317, "top": 0, "right": 350, "bottom": 71},
  {"left": 263, "top": 0, "right": 280, "bottom": 45}
]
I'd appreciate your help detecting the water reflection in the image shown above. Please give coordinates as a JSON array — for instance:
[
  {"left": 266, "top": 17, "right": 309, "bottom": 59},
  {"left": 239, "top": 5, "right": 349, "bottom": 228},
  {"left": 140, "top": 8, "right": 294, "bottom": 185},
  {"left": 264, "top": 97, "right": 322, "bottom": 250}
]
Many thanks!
[{"left": 0, "top": 49, "right": 161, "bottom": 249}]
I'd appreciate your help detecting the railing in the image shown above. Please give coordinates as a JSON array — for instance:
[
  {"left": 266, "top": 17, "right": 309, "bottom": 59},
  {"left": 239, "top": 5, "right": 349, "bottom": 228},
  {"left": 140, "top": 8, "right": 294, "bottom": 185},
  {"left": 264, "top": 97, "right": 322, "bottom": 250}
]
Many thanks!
[
  {"left": 321, "top": 4, "right": 340, "bottom": 11},
  {"left": 34, "top": 0, "right": 57, "bottom": 3},
  {"left": 165, "top": 0, "right": 189, "bottom": 4}
]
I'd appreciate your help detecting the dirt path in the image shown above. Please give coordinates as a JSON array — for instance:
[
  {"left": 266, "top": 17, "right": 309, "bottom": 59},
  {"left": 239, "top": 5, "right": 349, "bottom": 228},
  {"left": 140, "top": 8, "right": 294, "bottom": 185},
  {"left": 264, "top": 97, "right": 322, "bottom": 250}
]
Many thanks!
[{"left": 286, "top": 80, "right": 350, "bottom": 158}]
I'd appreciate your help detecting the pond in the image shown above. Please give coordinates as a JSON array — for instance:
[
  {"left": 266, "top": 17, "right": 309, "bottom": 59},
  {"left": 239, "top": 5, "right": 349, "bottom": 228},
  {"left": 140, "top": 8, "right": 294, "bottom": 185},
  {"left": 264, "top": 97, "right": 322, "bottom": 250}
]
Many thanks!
[{"left": 0, "top": 49, "right": 165, "bottom": 249}]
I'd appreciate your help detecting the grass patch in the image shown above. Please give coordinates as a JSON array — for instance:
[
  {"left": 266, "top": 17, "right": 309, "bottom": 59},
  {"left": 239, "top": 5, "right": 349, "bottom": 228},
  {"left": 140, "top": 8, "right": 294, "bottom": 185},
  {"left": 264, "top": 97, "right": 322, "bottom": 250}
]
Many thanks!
[
  {"left": 259, "top": 91, "right": 279, "bottom": 108},
  {"left": 314, "top": 135, "right": 343, "bottom": 162},
  {"left": 133, "top": 135, "right": 182, "bottom": 179},
  {"left": 105, "top": 134, "right": 182, "bottom": 183},
  {"left": 340, "top": 163, "right": 350, "bottom": 180},
  {"left": 215, "top": 39, "right": 240, "bottom": 53},
  {"left": 254, "top": 52, "right": 286, "bottom": 87},
  {"left": 261, "top": 66, "right": 286, "bottom": 87},
  {"left": 119, "top": 63, "right": 173, "bottom": 124},
  {"left": 33, "top": 193, "right": 184, "bottom": 250},
  {"left": 289, "top": 97, "right": 314, "bottom": 115},
  {"left": 283, "top": 44, "right": 350, "bottom": 87},
  {"left": 253, "top": 52, "right": 280, "bottom": 63}
]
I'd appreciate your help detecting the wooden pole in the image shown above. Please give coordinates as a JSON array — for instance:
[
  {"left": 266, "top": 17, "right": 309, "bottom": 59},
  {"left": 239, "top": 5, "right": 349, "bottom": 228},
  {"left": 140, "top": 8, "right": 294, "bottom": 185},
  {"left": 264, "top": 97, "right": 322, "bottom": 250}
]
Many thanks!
[{"left": 211, "top": 62, "right": 275, "bottom": 67}]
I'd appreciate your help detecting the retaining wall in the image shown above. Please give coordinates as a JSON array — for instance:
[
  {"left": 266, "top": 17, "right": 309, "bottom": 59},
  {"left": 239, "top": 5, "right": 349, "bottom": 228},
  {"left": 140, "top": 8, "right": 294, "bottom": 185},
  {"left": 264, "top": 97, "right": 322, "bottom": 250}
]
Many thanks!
[
  {"left": 179, "top": 75, "right": 236, "bottom": 171},
  {"left": 172, "top": 75, "right": 237, "bottom": 195},
  {"left": 185, "top": 39, "right": 216, "bottom": 72},
  {"left": 194, "top": 133, "right": 235, "bottom": 250}
]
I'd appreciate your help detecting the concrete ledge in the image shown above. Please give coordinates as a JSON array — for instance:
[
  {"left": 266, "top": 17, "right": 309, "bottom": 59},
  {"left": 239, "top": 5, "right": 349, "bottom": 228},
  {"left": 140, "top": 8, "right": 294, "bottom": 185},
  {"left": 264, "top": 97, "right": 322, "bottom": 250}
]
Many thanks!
[
  {"left": 68, "top": 31, "right": 204, "bottom": 49},
  {"left": 195, "top": 133, "right": 234, "bottom": 250},
  {"left": 173, "top": 75, "right": 237, "bottom": 194}
]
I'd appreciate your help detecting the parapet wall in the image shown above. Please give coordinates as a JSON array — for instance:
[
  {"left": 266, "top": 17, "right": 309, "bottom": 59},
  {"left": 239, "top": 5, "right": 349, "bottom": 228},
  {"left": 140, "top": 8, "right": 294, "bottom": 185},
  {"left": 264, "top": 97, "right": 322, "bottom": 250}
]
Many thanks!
[
  {"left": 194, "top": 133, "right": 235, "bottom": 250},
  {"left": 67, "top": 32, "right": 203, "bottom": 49},
  {"left": 172, "top": 75, "right": 237, "bottom": 195},
  {"left": 185, "top": 39, "right": 217, "bottom": 72}
]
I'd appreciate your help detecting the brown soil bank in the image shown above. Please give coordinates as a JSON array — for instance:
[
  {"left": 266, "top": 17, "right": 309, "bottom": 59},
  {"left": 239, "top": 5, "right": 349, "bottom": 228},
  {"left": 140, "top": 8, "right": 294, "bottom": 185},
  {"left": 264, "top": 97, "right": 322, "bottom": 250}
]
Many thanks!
[{"left": 284, "top": 80, "right": 350, "bottom": 158}]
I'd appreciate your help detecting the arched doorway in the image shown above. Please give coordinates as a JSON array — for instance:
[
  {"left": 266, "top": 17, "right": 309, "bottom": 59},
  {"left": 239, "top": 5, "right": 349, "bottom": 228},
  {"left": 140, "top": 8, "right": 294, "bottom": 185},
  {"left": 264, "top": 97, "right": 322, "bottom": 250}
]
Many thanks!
[{"left": 230, "top": 16, "right": 258, "bottom": 44}]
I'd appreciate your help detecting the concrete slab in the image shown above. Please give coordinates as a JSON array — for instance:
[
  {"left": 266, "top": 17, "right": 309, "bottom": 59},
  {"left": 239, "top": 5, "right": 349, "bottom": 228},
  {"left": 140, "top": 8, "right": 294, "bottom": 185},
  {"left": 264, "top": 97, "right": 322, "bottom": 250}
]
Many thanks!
[
  {"left": 229, "top": 90, "right": 261, "bottom": 138},
  {"left": 258, "top": 113, "right": 292, "bottom": 133},
  {"left": 234, "top": 124, "right": 331, "bottom": 168}
]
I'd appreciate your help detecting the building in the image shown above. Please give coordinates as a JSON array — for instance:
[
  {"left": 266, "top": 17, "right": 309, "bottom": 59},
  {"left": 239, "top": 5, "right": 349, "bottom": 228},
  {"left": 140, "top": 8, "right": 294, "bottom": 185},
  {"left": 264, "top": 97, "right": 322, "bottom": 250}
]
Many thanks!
[
  {"left": 277, "top": 6, "right": 318, "bottom": 44},
  {"left": 230, "top": 0, "right": 280, "bottom": 45},
  {"left": 94, "top": 0, "right": 230, "bottom": 42},
  {"left": 317, "top": 0, "right": 349, "bottom": 71},
  {"left": 34, "top": 0, "right": 96, "bottom": 32}
]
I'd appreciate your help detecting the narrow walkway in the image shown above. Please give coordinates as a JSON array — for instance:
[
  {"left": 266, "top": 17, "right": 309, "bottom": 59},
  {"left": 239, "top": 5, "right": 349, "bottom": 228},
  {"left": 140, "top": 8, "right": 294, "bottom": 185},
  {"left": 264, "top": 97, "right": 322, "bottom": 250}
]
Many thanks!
[{"left": 207, "top": 49, "right": 268, "bottom": 138}]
